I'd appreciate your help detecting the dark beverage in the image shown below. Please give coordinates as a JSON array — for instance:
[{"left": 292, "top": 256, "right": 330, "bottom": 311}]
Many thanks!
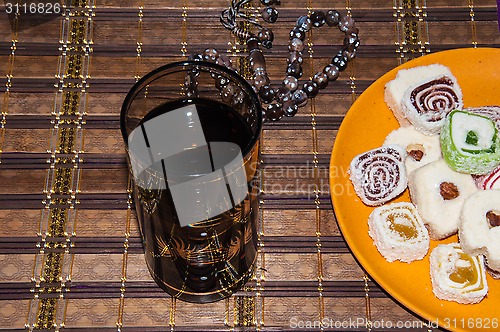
[{"left": 132, "top": 97, "right": 259, "bottom": 303}]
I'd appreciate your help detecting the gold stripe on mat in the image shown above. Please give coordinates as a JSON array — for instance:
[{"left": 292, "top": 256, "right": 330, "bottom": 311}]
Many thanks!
[
  {"left": 232, "top": 2, "right": 258, "bottom": 328},
  {"left": 181, "top": 0, "right": 188, "bottom": 57},
  {"left": 26, "top": 1, "right": 93, "bottom": 329},
  {"left": 116, "top": 2, "right": 144, "bottom": 331},
  {"left": 363, "top": 275, "right": 373, "bottom": 331},
  {"left": 394, "top": 0, "right": 430, "bottom": 63},
  {"left": 0, "top": 9, "right": 19, "bottom": 162},
  {"left": 305, "top": 1, "right": 325, "bottom": 330},
  {"left": 468, "top": 0, "right": 478, "bottom": 47}
]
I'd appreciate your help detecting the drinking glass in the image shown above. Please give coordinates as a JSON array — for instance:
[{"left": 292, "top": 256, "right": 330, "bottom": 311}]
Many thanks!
[{"left": 120, "top": 61, "right": 262, "bottom": 303}]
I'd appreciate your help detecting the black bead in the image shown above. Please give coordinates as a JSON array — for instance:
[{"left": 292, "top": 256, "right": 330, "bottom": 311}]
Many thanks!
[
  {"left": 296, "top": 15, "right": 312, "bottom": 32},
  {"left": 259, "top": 85, "right": 275, "bottom": 104},
  {"left": 261, "top": 6, "right": 278, "bottom": 23},
  {"left": 310, "top": 11, "right": 326, "bottom": 27},
  {"left": 215, "top": 76, "right": 230, "bottom": 90},
  {"left": 188, "top": 53, "right": 203, "bottom": 61},
  {"left": 258, "top": 28, "right": 274, "bottom": 43},
  {"left": 265, "top": 103, "right": 284, "bottom": 122},
  {"left": 331, "top": 53, "right": 348, "bottom": 71},
  {"left": 312, "top": 72, "right": 329, "bottom": 89},
  {"left": 303, "top": 81, "right": 319, "bottom": 98},
  {"left": 289, "top": 27, "right": 306, "bottom": 41},
  {"left": 286, "top": 62, "right": 303, "bottom": 79},
  {"left": 260, "top": 0, "right": 275, "bottom": 5},
  {"left": 203, "top": 48, "right": 219, "bottom": 62},
  {"left": 262, "top": 40, "right": 273, "bottom": 49},
  {"left": 325, "top": 10, "right": 340, "bottom": 26},
  {"left": 283, "top": 100, "right": 298, "bottom": 117},
  {"left": 323, "top": 64, "right": 340, "bottom": 81}
]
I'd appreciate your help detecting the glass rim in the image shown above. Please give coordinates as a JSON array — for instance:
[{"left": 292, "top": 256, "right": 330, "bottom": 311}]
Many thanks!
[{"left": 120, "top": 60, "right": 263, "bottom": 149}]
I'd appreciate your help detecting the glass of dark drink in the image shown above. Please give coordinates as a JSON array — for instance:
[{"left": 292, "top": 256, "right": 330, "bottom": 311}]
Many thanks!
[{"left": 120, "top": 61, "right": 262, "bottom": 303}]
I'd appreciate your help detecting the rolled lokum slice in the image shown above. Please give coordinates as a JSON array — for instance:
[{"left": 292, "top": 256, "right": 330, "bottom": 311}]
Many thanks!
[
  {"left": 408, "top": 159, "right": 477, "bottom": 239},
  {"left": 468, "top": 106, "right": 500, "bottom": 130},
  {"left": 459, "top": 190, "right": 500, "bottom": 275},
  {"left": 368, "top": 202, "right": 429, "bottom": 263},
  {"left": 430, "top": 243, "right": 488, "bottom": 304},
  {"left": 385, "top": 64, "right": 463, "bottom": 135},
  {"left": 383, "top": 126, "right": 441, "bottom": 174},
  {"left": 474, "top": 165, "right": 500, "bottom": 190},
  {"left": 440, "top": 110, "right": 500, "bottom": 175},
  {"left": 349, "top": 145, "right": 407, "bottom": 206}
]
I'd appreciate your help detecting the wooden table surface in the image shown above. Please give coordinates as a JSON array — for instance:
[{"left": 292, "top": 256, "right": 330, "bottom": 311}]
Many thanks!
[{"left": 0, "top": 0, "right": 499, "bottom": 331}]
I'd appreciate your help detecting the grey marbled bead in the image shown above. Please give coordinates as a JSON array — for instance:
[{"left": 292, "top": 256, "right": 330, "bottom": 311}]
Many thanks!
[
  {"left": 283, "top": 76, "right": 299, "bottom": 92},
  {"left": 296, "top": 15, "right": 312, "bottom": 32},
  {"left": 289, "top": 38, "right": 304, "bottom": 52},
  {"left": 338, "top": 15, "right": 355, "bottom": 32},
  {"left": 277, "top": 86, "right": 292, "bottom": 102},
  {"left": 254, "top": 74, "right": 270, "bottom": 89},
  {"left": 343, "top": 48, "right": 356, "bottom": 61},
  {"left": 261, "top": 6, "right": 278, "bottom": 23},
  {"left": 323, "top": 64, "right": 340, "bottom": 81},
  {"left": 292, "top": 89, "right": 308, "bottom": 107},
  {"left": 287, "top": 51, "right": 303, "bottom": 64}
]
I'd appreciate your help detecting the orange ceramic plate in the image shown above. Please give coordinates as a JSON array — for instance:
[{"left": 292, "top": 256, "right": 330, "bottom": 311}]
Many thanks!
[{"left": 330, "top": 48, "right": 500, "bottom": 331}]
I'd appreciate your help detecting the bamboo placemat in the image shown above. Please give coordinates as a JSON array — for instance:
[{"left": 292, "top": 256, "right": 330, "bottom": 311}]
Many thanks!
[{"left": 0, "top": 0, "right": 499, "bottom": 331}]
